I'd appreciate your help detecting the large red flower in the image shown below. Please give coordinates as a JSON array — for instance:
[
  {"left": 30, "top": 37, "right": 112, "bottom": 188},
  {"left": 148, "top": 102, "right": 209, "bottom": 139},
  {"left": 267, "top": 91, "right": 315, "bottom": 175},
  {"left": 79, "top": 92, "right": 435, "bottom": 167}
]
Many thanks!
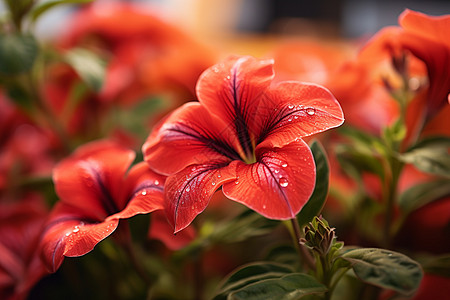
[
  {"left": 143, "top": 56, "right": 344, "bottom": 232},
  {"left": 39, "top": 140, "right": 166, "bottom": 272}
]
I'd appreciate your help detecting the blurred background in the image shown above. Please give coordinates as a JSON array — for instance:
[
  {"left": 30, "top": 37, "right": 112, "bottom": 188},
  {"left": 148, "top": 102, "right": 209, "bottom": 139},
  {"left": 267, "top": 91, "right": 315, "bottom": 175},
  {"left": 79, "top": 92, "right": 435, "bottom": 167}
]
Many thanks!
[{"left": 27, "top": 0, "right": 450, "bottom": 41}]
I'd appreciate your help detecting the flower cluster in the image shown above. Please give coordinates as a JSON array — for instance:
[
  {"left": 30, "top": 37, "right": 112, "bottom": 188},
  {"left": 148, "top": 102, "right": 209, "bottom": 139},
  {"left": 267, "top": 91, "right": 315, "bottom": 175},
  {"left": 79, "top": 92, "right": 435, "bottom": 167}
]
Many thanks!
[{"left": 0, "top": 2, "right": 449, "bottom": 300}]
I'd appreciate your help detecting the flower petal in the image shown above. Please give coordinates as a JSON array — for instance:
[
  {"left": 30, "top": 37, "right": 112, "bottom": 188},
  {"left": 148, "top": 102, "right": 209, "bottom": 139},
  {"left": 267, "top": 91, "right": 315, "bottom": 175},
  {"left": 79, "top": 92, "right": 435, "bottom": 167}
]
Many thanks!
[
  {"left": 399, "top": 9, "right": 450, "bottom": 49},
  {"left": 39, "top": 203, "right": 119, "bottom": 272},
  {"left": 196, "top": 56, "right": 274, "bottom": 157},
  {"left": 148, "top": 210, "right": 196, "bottom": 250},
  {"left": 222, "top": 139, "right": 316, "bottom": 219},
  {"left": 165, "top": 160, "right": 236, "bottom": 233},
  {"left": 112, "top": 162, "right": 166, "bottom": 219},
  {"left": 53, "top": 140, "right": 135, "bottom": 219},
  {"left": 143, "top": 102, "right": 240, "bottom": 175},
  {"left": 256, "top": 82, "right": 344, "bottom": 148}
]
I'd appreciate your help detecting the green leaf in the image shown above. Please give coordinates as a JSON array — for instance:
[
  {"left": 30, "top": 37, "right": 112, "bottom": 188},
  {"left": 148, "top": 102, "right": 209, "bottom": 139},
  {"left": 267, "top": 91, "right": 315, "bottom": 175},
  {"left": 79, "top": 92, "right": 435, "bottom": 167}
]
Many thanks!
[
  {"left": 213, "top": 262, "right": 294, "bottom": 300},
  {"left": 228, "top": 273, "right": 327, "bottom": 300},
  {"left": 335, "top": 144, "right": 385, "bottom": 180},
  {"left": 31, "top": 0, "right": 94, "bottom": 22},
  {"left": 63, "top": 48, "right": 106, "bottom": 92},
  {"left": 398, "top": 179, "right": 450, "bottom": 214},
  {"left": 297, "top": 140, "right": 330, "bottom": 227},
  {"left": 340, "top": 248, "right": 423, "bottom": 295},
  {"left": 210, "top": 209, "right": 279, "bottom": 244},
  {"left": 420, "top": 254, "right": 450, "bottom": 277},
  {"left": 399, "top": 137, "right": 450, "bottom": 178},
  {"left": 0, "top": 34, "right": 39, "bottom": 75},
  {"left": 5, "top": 84, "right": 34, "bottom": 113}
]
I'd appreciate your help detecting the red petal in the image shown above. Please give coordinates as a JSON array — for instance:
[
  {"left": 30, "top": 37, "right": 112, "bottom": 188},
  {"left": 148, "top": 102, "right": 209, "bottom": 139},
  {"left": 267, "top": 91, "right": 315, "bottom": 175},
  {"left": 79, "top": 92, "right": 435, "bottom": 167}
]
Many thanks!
[
  {"left": 40, "top": 203, "right": 119, "bottom": 272},
  {"left": 400, "top": 9, "right": 450, "bottom": 49},
  {"left": 143, "top": 102, "right": 241, "bottom": 175},
  {"left": 53, "top": 140, "right": 135, "bottom": 219},
  {"left": 196, "top": 56, "right": 274, "bottom": 139},
  {"left": 148, "top": 210, "right": 196, "bottom": 250},
  {"left": 256, "top": 82, "right": 344, "bottom": 148},
  {"left": 112, "top": 162, "right": 166, "bottom": 219},
  {"left": 165, "top": 161, "right": 236, "bottom": 233},
  {"left": 222, "top": 139, "right": 315, "bottom": 219}
]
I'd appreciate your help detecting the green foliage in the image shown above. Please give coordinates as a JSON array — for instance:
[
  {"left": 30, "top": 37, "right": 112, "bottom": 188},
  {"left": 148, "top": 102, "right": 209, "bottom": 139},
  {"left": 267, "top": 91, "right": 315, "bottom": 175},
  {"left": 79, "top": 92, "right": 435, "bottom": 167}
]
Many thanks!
[
  {"left": 339, "top": 248, "right": 423, "bottom": 295},
  {"left": 297, "top": 140, "right": 330, "bottom": 227},
  {"left": 399, "top": 136, "right": 450, "bottom": 178},
  {"left": 226, "top": 273, "right": 327, "bottom": 300},
  {"left": 0, "top": 34, "right": 39, "bottom": 75},
  {"left": 30, "top": 0, "right": 95, "bottom": 22},
  {"left": 419, "top": 254, "right": 450, "bottom": 277},
  {"left": 175, "top": 210, "right": 279, "bottom": 260},
  {"left": 213, "top": 262, "right": 295, "bottom": 300},
  {"left": 63, "top": 48, "right": 106, "bottom": 92},
  {"left": 398, "top": 178, "right": 450, "bottom": 214}
]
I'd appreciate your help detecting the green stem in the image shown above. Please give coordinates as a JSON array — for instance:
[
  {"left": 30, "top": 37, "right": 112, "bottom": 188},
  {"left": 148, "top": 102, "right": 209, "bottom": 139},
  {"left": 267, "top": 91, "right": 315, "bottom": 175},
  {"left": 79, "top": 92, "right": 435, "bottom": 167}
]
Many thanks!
[
  {"left": 290, "top": 218, "right": 315, "bottom": 271},
  {"left": 115, "top": 222, "right": 153, "bottom": 288}
]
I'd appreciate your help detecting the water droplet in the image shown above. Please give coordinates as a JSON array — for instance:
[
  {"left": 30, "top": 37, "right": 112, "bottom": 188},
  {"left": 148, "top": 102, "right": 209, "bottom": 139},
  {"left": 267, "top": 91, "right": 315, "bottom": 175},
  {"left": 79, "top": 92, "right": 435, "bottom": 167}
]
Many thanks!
[
  {"left": 288, "top": 104, "right": 294, "bottom": 109},
  {"left": 274, "top": 169, "right": 280, "bottom": 174},
  {"left": 72, "top": 226, "right": 80, "bottom": 233},
  {"left": 226, "top": 75, "right": 231, "bottom": 80},
  {"left": 287, "top": 118, "right": 292, "bottom": 122},
  {"left": 294, "top": 115, "right": 298, "bottom": 119},
  {"left": 281, "top": 163, "right": 288, "bottom": 168},
  {"left": 217, "top": 174, "right": 221, "bottom": 178},
  {"left": 263, "top": 204, "right": 267, "bottom": 209},
  {"left": 279, "top": 177, "right": 289, "bottom": 187},
  {"left": 306, "top": 108, "right": 315, "bottom": 115},
  {"left": 65, "top": 232, "right": 71, "bottom": 237},
  {"left": 154, "top": 180, "right": 159, "bottom": 186},
  {"left": 235, "top": 180, "right": 239, "bottom": 185},
  {"left": 185, "top": 187, "right": 190, "bottom": 192},
  {"left": 212, "top": 67, "right": 219, "bottom": 73},
  {"left": 141, "top": 190, "right": 147, "bottom": 196},
  {"left": 211, "top": 182, "right": 216, "bottom": 186}
]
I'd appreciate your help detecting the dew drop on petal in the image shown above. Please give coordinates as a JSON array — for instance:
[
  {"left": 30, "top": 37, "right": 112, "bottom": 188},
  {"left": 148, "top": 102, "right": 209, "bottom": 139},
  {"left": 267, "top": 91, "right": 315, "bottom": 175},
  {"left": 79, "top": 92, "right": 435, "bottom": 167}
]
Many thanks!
[
  {"left": 65, "top": 232, "right": 71, "bottom": 237},
  {"left": 72, "top": 226, "right": 80, "bottom": 233},
  {"left": 288, "top": 104, "right": 294, "bottom": 109},
  {"left": 263, "top": 204, "right": 267, "bottom": 209},
  {"left": 235, "top": 180, "right": 239, "bottom": 185},
  {"left": 281, "top": 163, "right": 288, "bottom": 168},
  {"left": 141, "top": 190, "right": 147, "bottom": 196},
  {"left": 288, "top": 118, "right": 292, "bottom": 122},
  {"left": 154, "top": 180, "right": 160, "bottom": 186},
  {"left": 279, "top": 177, "right": 289, "bottom": 187},
  {"left": 274, "top": 169, "right": 280, "bottom": 174},
  {"left": 294, "top": 115, "right": 298, "bottom": 119},
  {"left": 211, "top": 182, "right": 216, "bottom": 186},
  {"left": 306, "top": 108, "right": 315, "bottom": 115},
  {"left": 185, "top": 187, "right": 190, "bottom": 192}
]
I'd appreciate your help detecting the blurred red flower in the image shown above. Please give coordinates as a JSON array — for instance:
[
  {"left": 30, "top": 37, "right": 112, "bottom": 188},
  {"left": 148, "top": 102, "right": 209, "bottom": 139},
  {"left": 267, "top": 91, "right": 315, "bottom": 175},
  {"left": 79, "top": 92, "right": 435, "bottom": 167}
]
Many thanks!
[
  {"left": 39, "top": 140, "right": 165, "bottom": 272},
  {"left": 57, "top": 1, "right": 217, "bottom": 106},
  {"left": 359, "top": 9, "right": 450, "bottom": 138},
  {"left": 0, "top": 194, "right": 49, "bottom": 300},
  {"left": 143, "top": 56, "right": 344, "bottom": 232}
]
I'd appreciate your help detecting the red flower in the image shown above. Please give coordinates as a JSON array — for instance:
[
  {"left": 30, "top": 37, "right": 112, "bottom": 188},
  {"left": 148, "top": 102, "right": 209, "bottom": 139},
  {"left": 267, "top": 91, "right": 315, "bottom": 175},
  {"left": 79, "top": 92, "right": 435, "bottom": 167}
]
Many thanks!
[
  {"left": 359, "top": 9, "right": 450, "bottom": 138},
  {"left": 39, "top": 140, "right": 165, "bottom": 272},
  {"left": 57, "top": 2, "right": 217, "bottom": 105},
  {"left": 0, "top": 194, "right": 49, "bottom": 300},
  {"left": 143, "top": 56, "right": 344, "bottom": 232}
]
